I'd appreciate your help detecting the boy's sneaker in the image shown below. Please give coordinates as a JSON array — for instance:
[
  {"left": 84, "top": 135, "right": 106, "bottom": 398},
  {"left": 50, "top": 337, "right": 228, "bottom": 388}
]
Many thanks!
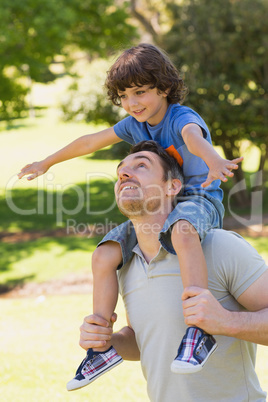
[
  {"left": 66, "top": 346, "right": 123, "bottom": 391},
  {"left": 171, "top": 327, "right": 217, "bottom": 374}
]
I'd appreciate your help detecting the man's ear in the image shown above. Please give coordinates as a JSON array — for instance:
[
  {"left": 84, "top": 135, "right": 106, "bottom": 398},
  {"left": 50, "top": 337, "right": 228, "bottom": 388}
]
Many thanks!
[{"left": 166, "top": 179, "right": 182, "bottom": 197}]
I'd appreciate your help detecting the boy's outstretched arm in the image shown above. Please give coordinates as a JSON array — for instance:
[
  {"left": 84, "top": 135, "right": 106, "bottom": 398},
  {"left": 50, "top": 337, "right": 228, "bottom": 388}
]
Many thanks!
[
  {"left": 18, "top": 127, "right": 122, "bottom": 181},
  {"left": 181, "top": 123, "right": 243, "bottom": 188}
]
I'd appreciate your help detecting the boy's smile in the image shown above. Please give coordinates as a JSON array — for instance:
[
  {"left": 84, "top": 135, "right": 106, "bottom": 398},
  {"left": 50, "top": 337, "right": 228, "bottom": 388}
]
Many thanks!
[{"left": 118, "top": 85, "right": 169, "bottom": 126}]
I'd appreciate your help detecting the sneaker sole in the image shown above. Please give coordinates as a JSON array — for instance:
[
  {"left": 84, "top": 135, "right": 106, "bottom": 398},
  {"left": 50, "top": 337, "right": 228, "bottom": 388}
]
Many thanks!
[
  {"left": 170, "top": 343, "right": 218, "bottom": 374},
  {"left": 66, "top": 357, "right": 123, "bottom": 391}
]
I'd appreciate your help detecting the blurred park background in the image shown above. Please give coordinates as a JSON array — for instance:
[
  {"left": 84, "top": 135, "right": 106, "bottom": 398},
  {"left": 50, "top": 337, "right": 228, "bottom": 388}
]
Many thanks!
[{"left": 0, "top": 0, "right": 267, "bottom": 400}]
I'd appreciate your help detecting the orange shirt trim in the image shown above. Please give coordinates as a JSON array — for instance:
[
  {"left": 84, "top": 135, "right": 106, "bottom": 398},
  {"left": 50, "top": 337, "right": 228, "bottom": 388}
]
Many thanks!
[{"left": 165, "top": 145, "right": 183, "bottom": 167}]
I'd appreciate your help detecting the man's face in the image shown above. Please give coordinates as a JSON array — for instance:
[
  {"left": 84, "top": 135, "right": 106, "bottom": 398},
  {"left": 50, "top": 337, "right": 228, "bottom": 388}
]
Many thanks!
[{"left": 115, "top": 151, "right": 170, "bottom": 217}]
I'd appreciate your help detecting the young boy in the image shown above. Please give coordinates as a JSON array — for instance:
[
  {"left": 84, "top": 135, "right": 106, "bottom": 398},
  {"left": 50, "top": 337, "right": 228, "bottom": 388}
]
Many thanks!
[{"left": 18, "top": 43, "right": 243, "bottom": 390}]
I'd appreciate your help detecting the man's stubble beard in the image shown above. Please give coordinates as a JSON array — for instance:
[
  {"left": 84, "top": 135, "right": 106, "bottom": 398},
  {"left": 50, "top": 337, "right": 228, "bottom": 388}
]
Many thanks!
[{"left": 117, "top": 196, "right": 163, "bottom": 218}]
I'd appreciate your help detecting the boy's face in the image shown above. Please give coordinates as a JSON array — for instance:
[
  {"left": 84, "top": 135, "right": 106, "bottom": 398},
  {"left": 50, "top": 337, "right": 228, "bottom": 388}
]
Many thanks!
[{"left": 117, "top": 85, "right": 168, "bottom": 126}]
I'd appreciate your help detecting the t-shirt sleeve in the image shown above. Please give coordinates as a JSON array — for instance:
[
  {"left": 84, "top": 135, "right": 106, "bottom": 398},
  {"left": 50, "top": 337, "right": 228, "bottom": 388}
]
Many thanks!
[
  {"left": 208, "top": 230, "right": 268, "bottom": 300},
  {"left": 174, "top": 109, "right": 210, "bottom": 140},
  {"left": 113, "top": 116, "right": 135, "bottom": 145}
]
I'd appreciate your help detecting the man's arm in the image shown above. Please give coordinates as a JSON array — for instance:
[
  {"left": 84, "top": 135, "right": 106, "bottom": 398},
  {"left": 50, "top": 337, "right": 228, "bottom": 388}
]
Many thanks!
[
  {"left": 79, "top": 314, "right": 140, "bottom": 361},
  {"left": 111, "top": 325, "right": 140, "bottom": 361},
  {"left": 18, "top": 127, "right": 122, "bottom": 180},
  {"left": 181, "top": 123, "right": 243, "bottom": 188},
  {"left": 182, "top": 270, "right": 268, "bottom": 346},
  {"left": 228, "top": 269, "right": 268, "bottom": 344}
]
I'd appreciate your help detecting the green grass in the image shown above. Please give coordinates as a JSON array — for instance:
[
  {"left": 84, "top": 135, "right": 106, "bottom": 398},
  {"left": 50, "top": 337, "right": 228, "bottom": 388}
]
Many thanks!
[
  {"left": 0, "top": 233, "right": 267, "bottom": 293},
  {"left": 0, "top": 109, "right": 128, "bottom": 234},
  {"left": 0, "top": 107, "right": 120, "bottom": 191},
  {"left": 244, "top": 236, "right": 268, "bottom": 263},
  {"left": 0, "top": 237, "right": 100, "bottom": 291},
  {"left": 0, "top": 294, "right": 267, "bottom": 402},
  {"left": 2, "top": 179, "right": 125, "bottom": 232},
  {"left": 0, "top": 295, "right": 147, "bottom": 402}
]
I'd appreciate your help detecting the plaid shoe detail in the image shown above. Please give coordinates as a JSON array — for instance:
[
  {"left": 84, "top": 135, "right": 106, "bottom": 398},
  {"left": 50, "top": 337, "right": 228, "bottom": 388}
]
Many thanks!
[
  {"left": 66, "top": 346, "right": 123, "bottom": 391},
  {"left": 171, "top": 327, "right": 218, "bottom": 374}
]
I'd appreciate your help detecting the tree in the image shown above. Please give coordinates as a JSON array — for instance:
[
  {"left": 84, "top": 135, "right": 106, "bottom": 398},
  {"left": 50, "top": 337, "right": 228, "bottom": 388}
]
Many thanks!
[
  {"left": 0, "top": 0, "right": 136, "bottom": 119},
  {"left": 54, "top": 0, "right": 268, "bottom": 191},
  {"left": 60, "top": 0, "right": 168, "bottom": 145},
  {"left": 163, "top": 0, "right": 268, "bottom": 196}
]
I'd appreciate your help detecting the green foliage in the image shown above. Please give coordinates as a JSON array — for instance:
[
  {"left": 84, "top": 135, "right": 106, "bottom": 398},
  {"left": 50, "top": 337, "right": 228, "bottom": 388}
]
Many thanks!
[
  {"left": 0, "top": 0, "right": 137, "bottom": 119},
  {"left": 69, "top": 0, "right": 137, "bottom": 55},
  {"left": 60, "top": 0, "right": 268, "bottom": 180},
  {"left": 61, "top": 58, "right": 128, "bottom": 125},
  {"left": 0, "top": 73, "right": 27, "bottom": 120},
  {"left": 164, "top": 0, "right": 267, "bottom": 167},
  {"left": 0, "top": 0, "right": 75, "bottom": 79},
  {"left": 60, "top": 56, "right": 133, "bottom": 159}
]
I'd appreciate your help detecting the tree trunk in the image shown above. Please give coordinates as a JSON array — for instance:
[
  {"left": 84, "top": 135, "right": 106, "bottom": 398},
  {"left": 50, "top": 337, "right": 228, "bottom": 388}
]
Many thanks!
[
  {"left": 223, "top": 145, "right": 250, "bottom": 207},
  {"left": 130, "top": 0, "right": 162, "bottom": 45},
  {"left": 258, "top": 144, "right": 267, "bottom": 171},
  {"left": 256, "top": 143, "right": 267, "bottom": 189}
]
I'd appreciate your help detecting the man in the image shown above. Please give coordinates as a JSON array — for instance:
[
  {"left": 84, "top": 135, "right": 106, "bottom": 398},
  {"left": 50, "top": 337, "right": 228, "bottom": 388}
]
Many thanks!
[{"left": 80, "top": 141, "right": 268, "bottom": 401}]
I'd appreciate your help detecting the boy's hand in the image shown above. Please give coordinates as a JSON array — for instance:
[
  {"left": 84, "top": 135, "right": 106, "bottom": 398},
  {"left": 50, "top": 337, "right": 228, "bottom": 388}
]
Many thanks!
[
  {"left": 201, "top": 156, "right": 243, "bottom": 188},
  {"left": 17, "top": 160, "right": 50, "bottom": 181},
  {"left": 79, "top": 313, "right": 117, "bottom": 352}
]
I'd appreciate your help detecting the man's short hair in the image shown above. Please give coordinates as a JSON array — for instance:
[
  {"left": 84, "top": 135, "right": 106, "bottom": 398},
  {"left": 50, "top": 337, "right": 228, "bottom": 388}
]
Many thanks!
[{"left": 129, "top": 140, "right": 184, "bottom": 186}]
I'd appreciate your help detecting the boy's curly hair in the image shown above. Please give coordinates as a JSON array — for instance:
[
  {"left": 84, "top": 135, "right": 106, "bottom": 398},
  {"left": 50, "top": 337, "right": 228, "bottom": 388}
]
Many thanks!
[{"left": 105, "top": 43, "right": 188, "bottom": 106}]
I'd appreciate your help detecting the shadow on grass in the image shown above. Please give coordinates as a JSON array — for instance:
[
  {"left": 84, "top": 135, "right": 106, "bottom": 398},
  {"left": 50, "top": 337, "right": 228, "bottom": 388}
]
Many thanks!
[
  {"left": 0, "top": 275, "right": 35, "bottom": 293},
  {"left": 0, "top": 108, "right": 48, "bottom": 133},
  {"left": 3, "top": 172, "right": 267, "bottom": 231},
  {"left": 0, "top": 177, "right": 127, "bottom": 293},
  {"left": 88, "top": 141, "right": 131, "bottom": 160},
  {"left": 2, "top": 179, "right": 125, "bottom": 232},
  {"left": 0, "top": 236, "right": 101, "bottom": 293},
  {"left": 3, "top": 175, "right": 266, "bottom": 232}
]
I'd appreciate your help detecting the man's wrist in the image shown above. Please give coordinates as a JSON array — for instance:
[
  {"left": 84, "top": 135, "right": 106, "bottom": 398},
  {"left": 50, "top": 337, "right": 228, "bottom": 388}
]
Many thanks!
[{"left": 220, "top": 310, "right": 248, "bottom": 338}]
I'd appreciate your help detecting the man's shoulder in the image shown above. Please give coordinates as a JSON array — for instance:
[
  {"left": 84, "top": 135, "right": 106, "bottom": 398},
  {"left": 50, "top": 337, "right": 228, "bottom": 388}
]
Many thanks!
[
  {"left": 203, "top": 228, "right": 263, "bottom": 265},
  {"left": 203, "top": 229, "right": 249, "bottom": 255},
  {"left": 205, "top": 228, "right": 243, "bottom": 242}
]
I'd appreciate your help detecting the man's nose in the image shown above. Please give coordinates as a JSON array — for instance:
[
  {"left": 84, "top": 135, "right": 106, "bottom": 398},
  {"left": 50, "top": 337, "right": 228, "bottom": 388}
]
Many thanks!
[{"left": 119, "top": 166, "right": 132, "bottom": 179}]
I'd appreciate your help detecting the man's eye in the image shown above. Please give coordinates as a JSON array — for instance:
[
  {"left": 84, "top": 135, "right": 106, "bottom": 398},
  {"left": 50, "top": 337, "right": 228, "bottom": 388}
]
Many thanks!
[
  {"left": 136, "top": 91, "right": 145, "bottom": 95},
  {"left": 119, "top": 94, "right": 126, "bottom": 99}
]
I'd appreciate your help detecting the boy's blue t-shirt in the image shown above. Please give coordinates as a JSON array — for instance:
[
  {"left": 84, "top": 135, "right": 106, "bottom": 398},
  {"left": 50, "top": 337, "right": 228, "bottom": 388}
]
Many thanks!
[{"left": 113, "top": 103, "right": 223, "bottom": 202}]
